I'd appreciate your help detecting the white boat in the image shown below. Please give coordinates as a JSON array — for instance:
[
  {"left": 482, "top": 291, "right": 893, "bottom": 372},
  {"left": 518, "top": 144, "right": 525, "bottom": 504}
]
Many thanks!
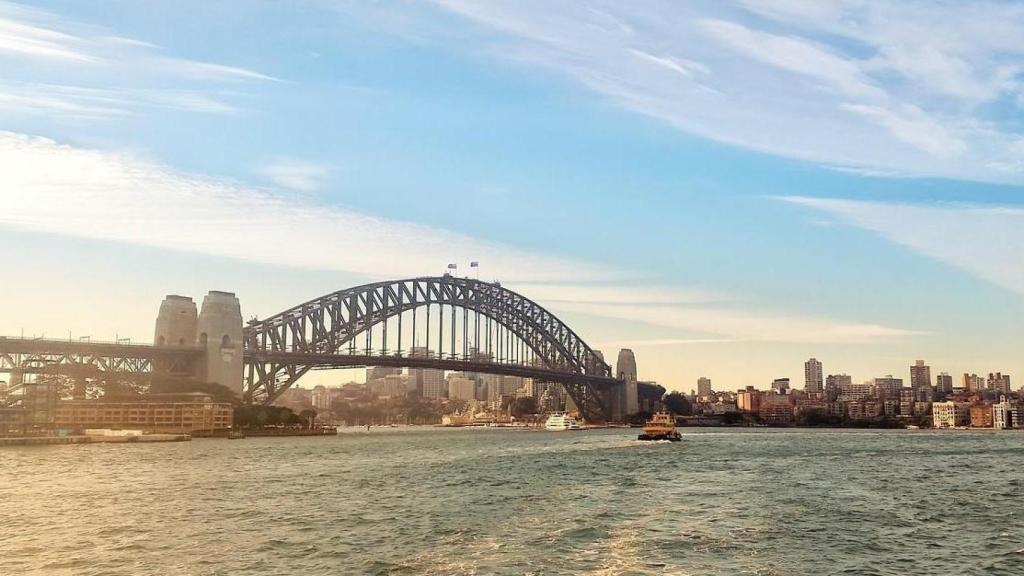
[{"left": 544, "top": 413, "right": 581, "bottom": 431}]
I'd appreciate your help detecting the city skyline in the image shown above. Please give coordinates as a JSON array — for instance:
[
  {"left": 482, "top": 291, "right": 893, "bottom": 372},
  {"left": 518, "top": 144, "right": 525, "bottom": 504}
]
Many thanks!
[{"left": 2, "top": 1, "right": 1023, "bottom": 391}]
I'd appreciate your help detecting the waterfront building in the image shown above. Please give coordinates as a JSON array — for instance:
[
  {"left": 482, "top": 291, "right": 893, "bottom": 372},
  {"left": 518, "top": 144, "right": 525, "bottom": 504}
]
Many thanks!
[
  {"left": 617, "top": 349, "right": 639, "bottom": 415},
  {"left": 804, "top": 358, "right": 823, "bottom": 394},
  {"left": 53, "top": 393, "right": 233, "bottom": 433},
  {"left": 794, "top": 398, "right": 828, "bottom": 417},
  {"left": 970, "top": 404, "right": 994, "bottom": 428},
  {"left": 847, "top": 401, "right": 882, "bottom": 422},
  {"left": 936, "top": 373, "right": 953, "bottom": 394},
  {"left": 697, "top": 377, "right": 713, "bottom": 398},
  {"left": 758, "top": 393, "right": 794, "bottom": 425},
  {"left": 448, "top": 376, "right": 477, "bottom": 401},
  {"left": 736, "top": 387, "right": 762, "bottom": 413},
  {"left": 932, "top": 401, "right": 971, "bottom": 428},
  {"left": 771, "top": 378, "right": 791, "bottom": 394},
  {"left": 993, "top": 397, "right": 1016, "bottom": 430},
  {"left": 987, "top": 373, "right": 1011, "bottom": 394}
]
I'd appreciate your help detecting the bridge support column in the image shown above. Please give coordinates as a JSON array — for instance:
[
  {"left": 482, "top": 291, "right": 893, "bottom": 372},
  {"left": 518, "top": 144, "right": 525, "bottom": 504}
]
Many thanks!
[{"left": 196, "top": 291, "right": 244, "bottom": 398}]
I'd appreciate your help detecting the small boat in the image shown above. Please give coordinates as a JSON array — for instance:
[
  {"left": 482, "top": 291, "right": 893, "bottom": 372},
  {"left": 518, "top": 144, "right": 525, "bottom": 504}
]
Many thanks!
[
  {"left": 905, "top": 425, "right": 920, "bottom": 430},
  {"left": 227, "top": 430, "right": 246, "bottom": 440},
  {"left": 638, "top": 412, "right": 681, "bottom": 441},
  {"left": 544, "top": 413, "right": 581, "bottom": 431}
]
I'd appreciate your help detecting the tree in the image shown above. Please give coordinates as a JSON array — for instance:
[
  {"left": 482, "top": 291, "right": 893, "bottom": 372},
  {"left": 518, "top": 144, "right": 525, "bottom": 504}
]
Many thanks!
[
  {"left": 662, "top": 392, "right": 692, "bottom": 416},
  {"left": 721, "top": 411, "right": 744, "bottom": 425},
  {"left": 149, "top": 377, "right": 240, "bottom": 405},
  {"left": 298, "top": 409, "right": 318, "bottom": 429},
  {"left": 510, "top": 396, "right": 538, "bottom": 419}
]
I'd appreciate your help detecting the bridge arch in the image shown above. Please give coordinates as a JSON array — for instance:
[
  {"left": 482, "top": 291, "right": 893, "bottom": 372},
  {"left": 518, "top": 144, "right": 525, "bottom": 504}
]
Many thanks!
[{"left": 242, "top": 276, "right": 619, "bottom": 420}]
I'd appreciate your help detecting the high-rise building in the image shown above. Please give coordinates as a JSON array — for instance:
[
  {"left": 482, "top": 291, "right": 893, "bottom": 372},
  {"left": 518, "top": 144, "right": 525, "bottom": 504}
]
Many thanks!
[
  {"left": 873, "top": 376, "right": 903, "bottom": 400},
  {"left": 697, "top": 377, "right": 713, "bottom": 397},
  {"left": 368, "top": 375, "right": 406, "bottom": 398},
  {"left": 311, "top": 385, "right": 332, "bottom": 410},
  {"left": 409, "top": 347, "right": 445, "bottom": 399},
  {"left": 936, "top": 373, "right": 953, "bottom": 394},
  {"left": 962, "top": 373, "right": 985, "bottom": 392},
  {"left": 617, "top": 349, "right": 638, "bottom": 415},
  {"left": 838, "top": 381, "right": 872, "bottom": 402},
  {"left": 987, "top": 373, "right": 1011, "bottom": 394},
  {"left": 367, "top": 366, "right": 401, "bottom": 381},
  {"left": 447, "top": 376, "right": 476, "bottom": 401},
  {"left": 804, "top": 358, "right": 823, "bottom": 393},
  {"left": 825, "top": 374, "right": 852, "bottom": 398},
  {"left": 771, "top": 378, "right": 790, "bottom": 394},
  {"left": 910, "top": 360, "right": 931, "bottom": 388}
]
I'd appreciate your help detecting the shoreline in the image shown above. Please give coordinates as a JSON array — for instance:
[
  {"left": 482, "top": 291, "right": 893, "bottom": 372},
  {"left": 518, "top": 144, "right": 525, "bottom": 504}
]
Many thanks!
[{"left": 0, "top": 434, "right": 191, "bottom": 446}]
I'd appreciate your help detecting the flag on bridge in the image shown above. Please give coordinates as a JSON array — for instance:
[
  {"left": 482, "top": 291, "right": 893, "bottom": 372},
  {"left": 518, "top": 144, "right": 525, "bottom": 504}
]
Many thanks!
[
  {"left": 447, "top": 263, "right": 457, "bottom": 269},
  {"left": 470, "top": 261, "right": 478, "bottom": 267}
]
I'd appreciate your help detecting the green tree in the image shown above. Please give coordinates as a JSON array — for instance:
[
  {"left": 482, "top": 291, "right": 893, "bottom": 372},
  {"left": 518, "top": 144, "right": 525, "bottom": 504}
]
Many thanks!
[
  {"left": 299, "top": 409, "right": 318, "bottom": 429},
  {"left": 510, "top": 396, "right": 538, "bottom": 419},
  {"left": 662, "top": 392, "right": 692, "bottom": 416}
]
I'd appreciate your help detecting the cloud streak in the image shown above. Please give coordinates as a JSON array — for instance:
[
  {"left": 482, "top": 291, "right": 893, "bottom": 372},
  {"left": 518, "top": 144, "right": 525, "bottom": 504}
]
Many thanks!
[
  {"left": 0, "top": 131, "right": 922, "bottom": 344},
  {"left": 0, "top": 2, "right": 274, "bottom": 121},
  {"left": 430, "top": 0, "right": 1024, "bottom": 183},
  {"left": 780, "top": 196, "right": 1024, "bottom": 296}
]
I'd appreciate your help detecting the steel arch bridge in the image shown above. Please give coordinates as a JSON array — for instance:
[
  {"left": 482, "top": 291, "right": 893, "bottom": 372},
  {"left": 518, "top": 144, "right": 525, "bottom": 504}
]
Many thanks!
[{"left": 242, "top": 276, "right": 622, "bottom": 421}]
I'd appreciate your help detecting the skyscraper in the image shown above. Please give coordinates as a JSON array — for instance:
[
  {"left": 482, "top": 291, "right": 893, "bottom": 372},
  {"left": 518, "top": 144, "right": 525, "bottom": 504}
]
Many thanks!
[
  {"left": 617, "top": 349, "right": 638, "bottom": 415},
  {"left": 873, "top": 375, "right": 903, "bottom": 400},
  {"left": 936, "top": 372, "right": 953, "bottom": 394},
  {"left": 962, "top": 373, "right": 985, "bottom": 392},
  {"left": 367, "top": 366, "right": 402, "bottom": 381},
  {"left": 988, "top": 373, "right": 1011, "bottom": 394},
  {"left": 697, "top": 377, "right": 713, "bottom": 397},
  {"left": 804, "top": 358, "right": 823, "bottom": 393},
  {"left": 409, "top": 347, "right": 445, "bottom": 399},
  {"left": 771, "top": 378, "right": 790, "bottom": 394},
  {"left": 910, "top": 360, "right": 931, "bottom": 389}
]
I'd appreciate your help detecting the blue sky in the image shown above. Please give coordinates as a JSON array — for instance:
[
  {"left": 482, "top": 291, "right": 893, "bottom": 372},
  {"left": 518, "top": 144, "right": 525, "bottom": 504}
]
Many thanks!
[{"left": 1, "top": 0, "right": 1022, "bottom": 391}]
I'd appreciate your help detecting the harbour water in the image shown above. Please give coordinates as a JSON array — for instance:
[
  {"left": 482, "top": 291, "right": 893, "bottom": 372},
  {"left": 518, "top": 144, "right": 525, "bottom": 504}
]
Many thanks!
[{"left": 2, "top": 427, "right": 1023, "bottom": 575}]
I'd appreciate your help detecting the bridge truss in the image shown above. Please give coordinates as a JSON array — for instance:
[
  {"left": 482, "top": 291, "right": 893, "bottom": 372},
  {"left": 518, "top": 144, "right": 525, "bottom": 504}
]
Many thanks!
[{"left": 243, "top": 276, "right": 621, "bottom": 421}]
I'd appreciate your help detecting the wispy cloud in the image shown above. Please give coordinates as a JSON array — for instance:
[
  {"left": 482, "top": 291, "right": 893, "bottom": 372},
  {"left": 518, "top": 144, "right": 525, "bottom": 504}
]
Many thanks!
[
  {"left": 0, "top": 2, "right": 273, "bottom": 121},
  {"left": 429, "top": 0, "right": 1024, "bottom": 183},
  {"left": 779, "top": 195, "right": 1024, "bottom": 295},
  {"left": 0, "top": 131, "right": 922, "bottom": 344},
  {"left": 259, "top": 158, "right": 330, "bottom": 192},
  {"left": 0, "top": 82, "right": 240, "bottom": 119},
  {"left": 0, "top": 15, "right": 98, "bottom": 62}
]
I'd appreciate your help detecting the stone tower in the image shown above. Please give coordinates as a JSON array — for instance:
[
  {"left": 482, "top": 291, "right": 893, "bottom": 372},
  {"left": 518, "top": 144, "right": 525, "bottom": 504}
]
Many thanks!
[
  {"left": 196, "top": 291, "right": 244, "bottom": 396},
  {"left": 154, "top": 295, "right": 198, "bottom": 348},
  {"left": 617, "top": 348, "right": 639, "bottom": 416}
]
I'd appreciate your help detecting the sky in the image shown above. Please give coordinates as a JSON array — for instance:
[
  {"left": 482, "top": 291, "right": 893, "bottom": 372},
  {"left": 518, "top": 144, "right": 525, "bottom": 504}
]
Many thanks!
[{"left": 1, "top": 0, "right": 1022, "bottom": 392}]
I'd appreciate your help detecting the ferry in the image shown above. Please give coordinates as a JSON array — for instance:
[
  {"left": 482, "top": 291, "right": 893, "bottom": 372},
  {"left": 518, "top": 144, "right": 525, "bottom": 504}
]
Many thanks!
[
  {"left": 637, "top": 412, "right": 682, "bottom": 442},
  {"left": 544, "top": 413, "right": 581, "bottom": 431}
]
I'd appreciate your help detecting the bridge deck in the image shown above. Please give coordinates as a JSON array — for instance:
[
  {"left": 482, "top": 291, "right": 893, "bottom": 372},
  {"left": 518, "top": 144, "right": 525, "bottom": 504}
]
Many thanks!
[{"left": 246, "top": 351, "right": 620, "bottom": 389}]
